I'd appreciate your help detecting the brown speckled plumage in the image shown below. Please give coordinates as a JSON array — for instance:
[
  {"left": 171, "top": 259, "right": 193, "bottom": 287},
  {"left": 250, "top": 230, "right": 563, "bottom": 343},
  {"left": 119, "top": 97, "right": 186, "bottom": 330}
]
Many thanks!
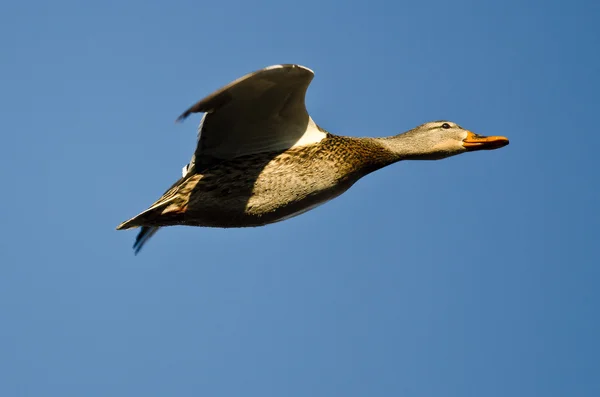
[
  {"left": 117, "top": 64, "right": 509, "bottom": 253},
  {"left": 120, "top": 134, "right": 393, "bottom": 230}
]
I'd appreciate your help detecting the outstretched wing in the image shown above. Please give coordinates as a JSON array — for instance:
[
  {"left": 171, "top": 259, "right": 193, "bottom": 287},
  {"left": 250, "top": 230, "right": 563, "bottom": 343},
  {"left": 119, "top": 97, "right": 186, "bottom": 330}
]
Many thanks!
[{"left": 178, "top": 64, "right": 325, "bottom": 171}]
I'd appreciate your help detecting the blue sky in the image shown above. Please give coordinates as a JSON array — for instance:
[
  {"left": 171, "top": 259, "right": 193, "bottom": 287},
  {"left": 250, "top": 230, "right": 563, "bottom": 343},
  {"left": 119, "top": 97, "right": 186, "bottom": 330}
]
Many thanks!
[{"left": 1, "top": 0, "right": 599, "bottom": 396}]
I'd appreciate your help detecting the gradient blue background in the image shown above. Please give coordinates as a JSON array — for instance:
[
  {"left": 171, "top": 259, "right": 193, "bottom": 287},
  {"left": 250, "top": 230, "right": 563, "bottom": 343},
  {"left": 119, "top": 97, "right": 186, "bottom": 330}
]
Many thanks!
[{"left": 1, "top": 0, "right": 599, "bottom": 396}]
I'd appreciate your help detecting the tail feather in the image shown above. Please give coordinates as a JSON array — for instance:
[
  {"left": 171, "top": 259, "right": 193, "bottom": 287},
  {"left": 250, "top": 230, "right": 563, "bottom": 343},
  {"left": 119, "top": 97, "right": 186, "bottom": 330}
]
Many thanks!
[
  {"left": 117, "top": 175, "right": 188, "bottom": 254},
  {"left": 133, "top": 227, "right": 160, "bottom": 255},
  {"left": 115, "top": 195, "right": 178, "bottom": 230}
]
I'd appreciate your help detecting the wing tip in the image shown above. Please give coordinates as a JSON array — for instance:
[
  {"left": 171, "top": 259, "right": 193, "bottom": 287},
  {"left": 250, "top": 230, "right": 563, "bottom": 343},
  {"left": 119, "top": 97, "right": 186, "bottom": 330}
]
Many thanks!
[
  {"left": 267, "top": 64, "right": 314, "bottom": 76},
  {"left": 176, "top": 111, "right": 191, "bottom": 123},
  {"left": 175, "top": 64, "right": 313, "bottom": 123},
  {"left": 295, "top": 64, "right": 314, "bottom": 75},
  {"left": 267, "top": 63, "right": 312, "bottom": 70}
]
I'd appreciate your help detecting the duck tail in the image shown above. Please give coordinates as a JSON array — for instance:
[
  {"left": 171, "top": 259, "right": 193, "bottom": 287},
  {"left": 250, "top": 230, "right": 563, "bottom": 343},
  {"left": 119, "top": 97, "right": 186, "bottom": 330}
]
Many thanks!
[
  {"left": 116, "top": 195, "right": 185, "bottom": 254},
  {"left": 117, "top": 176, "right": 189, "bottom": 254},
  {"left": 132, "top": 226, "right": 161, "bottom": 255}
]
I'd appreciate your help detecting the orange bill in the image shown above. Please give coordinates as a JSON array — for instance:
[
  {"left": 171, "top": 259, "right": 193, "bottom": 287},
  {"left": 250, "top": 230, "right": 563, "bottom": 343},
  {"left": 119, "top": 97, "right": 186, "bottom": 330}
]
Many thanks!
[{"left": 463, "top": 131, "right": 509, "bottom": 150}]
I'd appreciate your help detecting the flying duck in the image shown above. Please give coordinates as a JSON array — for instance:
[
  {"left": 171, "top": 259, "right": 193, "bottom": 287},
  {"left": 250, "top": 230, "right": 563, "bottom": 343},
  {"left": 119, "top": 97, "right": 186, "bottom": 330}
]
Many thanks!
[{"left": 117, "top": 64, "right": 509, "bottom": 253}]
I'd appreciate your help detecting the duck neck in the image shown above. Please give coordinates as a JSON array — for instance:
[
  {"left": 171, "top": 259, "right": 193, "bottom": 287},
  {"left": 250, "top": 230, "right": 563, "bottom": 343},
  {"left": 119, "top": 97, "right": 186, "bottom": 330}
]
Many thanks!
[{"left": 372, "top": 132, "right": 435, "bottom": 161}]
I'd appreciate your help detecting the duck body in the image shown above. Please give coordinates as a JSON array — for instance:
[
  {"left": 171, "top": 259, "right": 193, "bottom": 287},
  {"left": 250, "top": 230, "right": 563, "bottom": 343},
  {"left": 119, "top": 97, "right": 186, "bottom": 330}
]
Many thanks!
[
  {"left": 117, "top": 64, "right": 509, "bottom": 253},
  {"left": 125, "top": 134, "right": 391, "bottom": 229}
]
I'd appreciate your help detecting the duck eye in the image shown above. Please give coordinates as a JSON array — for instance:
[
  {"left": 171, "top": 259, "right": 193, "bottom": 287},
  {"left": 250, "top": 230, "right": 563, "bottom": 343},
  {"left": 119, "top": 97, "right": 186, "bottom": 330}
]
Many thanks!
[{"left": 441, "top": 123, "right": 451, "bottom": 129}]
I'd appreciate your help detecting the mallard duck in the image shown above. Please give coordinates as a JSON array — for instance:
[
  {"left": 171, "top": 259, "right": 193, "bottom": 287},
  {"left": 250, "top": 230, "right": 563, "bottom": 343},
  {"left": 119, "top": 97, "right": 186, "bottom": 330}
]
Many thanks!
[{"left": 117, "top": 64, "right": 509, "bottom": 254}]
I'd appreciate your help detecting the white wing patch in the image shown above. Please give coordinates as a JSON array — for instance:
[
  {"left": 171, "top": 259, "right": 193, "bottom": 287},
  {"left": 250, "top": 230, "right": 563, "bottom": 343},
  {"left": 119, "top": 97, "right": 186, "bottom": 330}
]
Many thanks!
[{"left": 291, "top": 117, "right": 326, "bottom": 148}]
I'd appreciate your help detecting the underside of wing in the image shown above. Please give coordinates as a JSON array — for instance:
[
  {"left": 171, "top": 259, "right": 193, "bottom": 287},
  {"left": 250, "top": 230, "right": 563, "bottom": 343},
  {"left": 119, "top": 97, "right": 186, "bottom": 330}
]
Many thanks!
[{"left": 178, "top": 64, "right": 326, "bottom": 165}]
